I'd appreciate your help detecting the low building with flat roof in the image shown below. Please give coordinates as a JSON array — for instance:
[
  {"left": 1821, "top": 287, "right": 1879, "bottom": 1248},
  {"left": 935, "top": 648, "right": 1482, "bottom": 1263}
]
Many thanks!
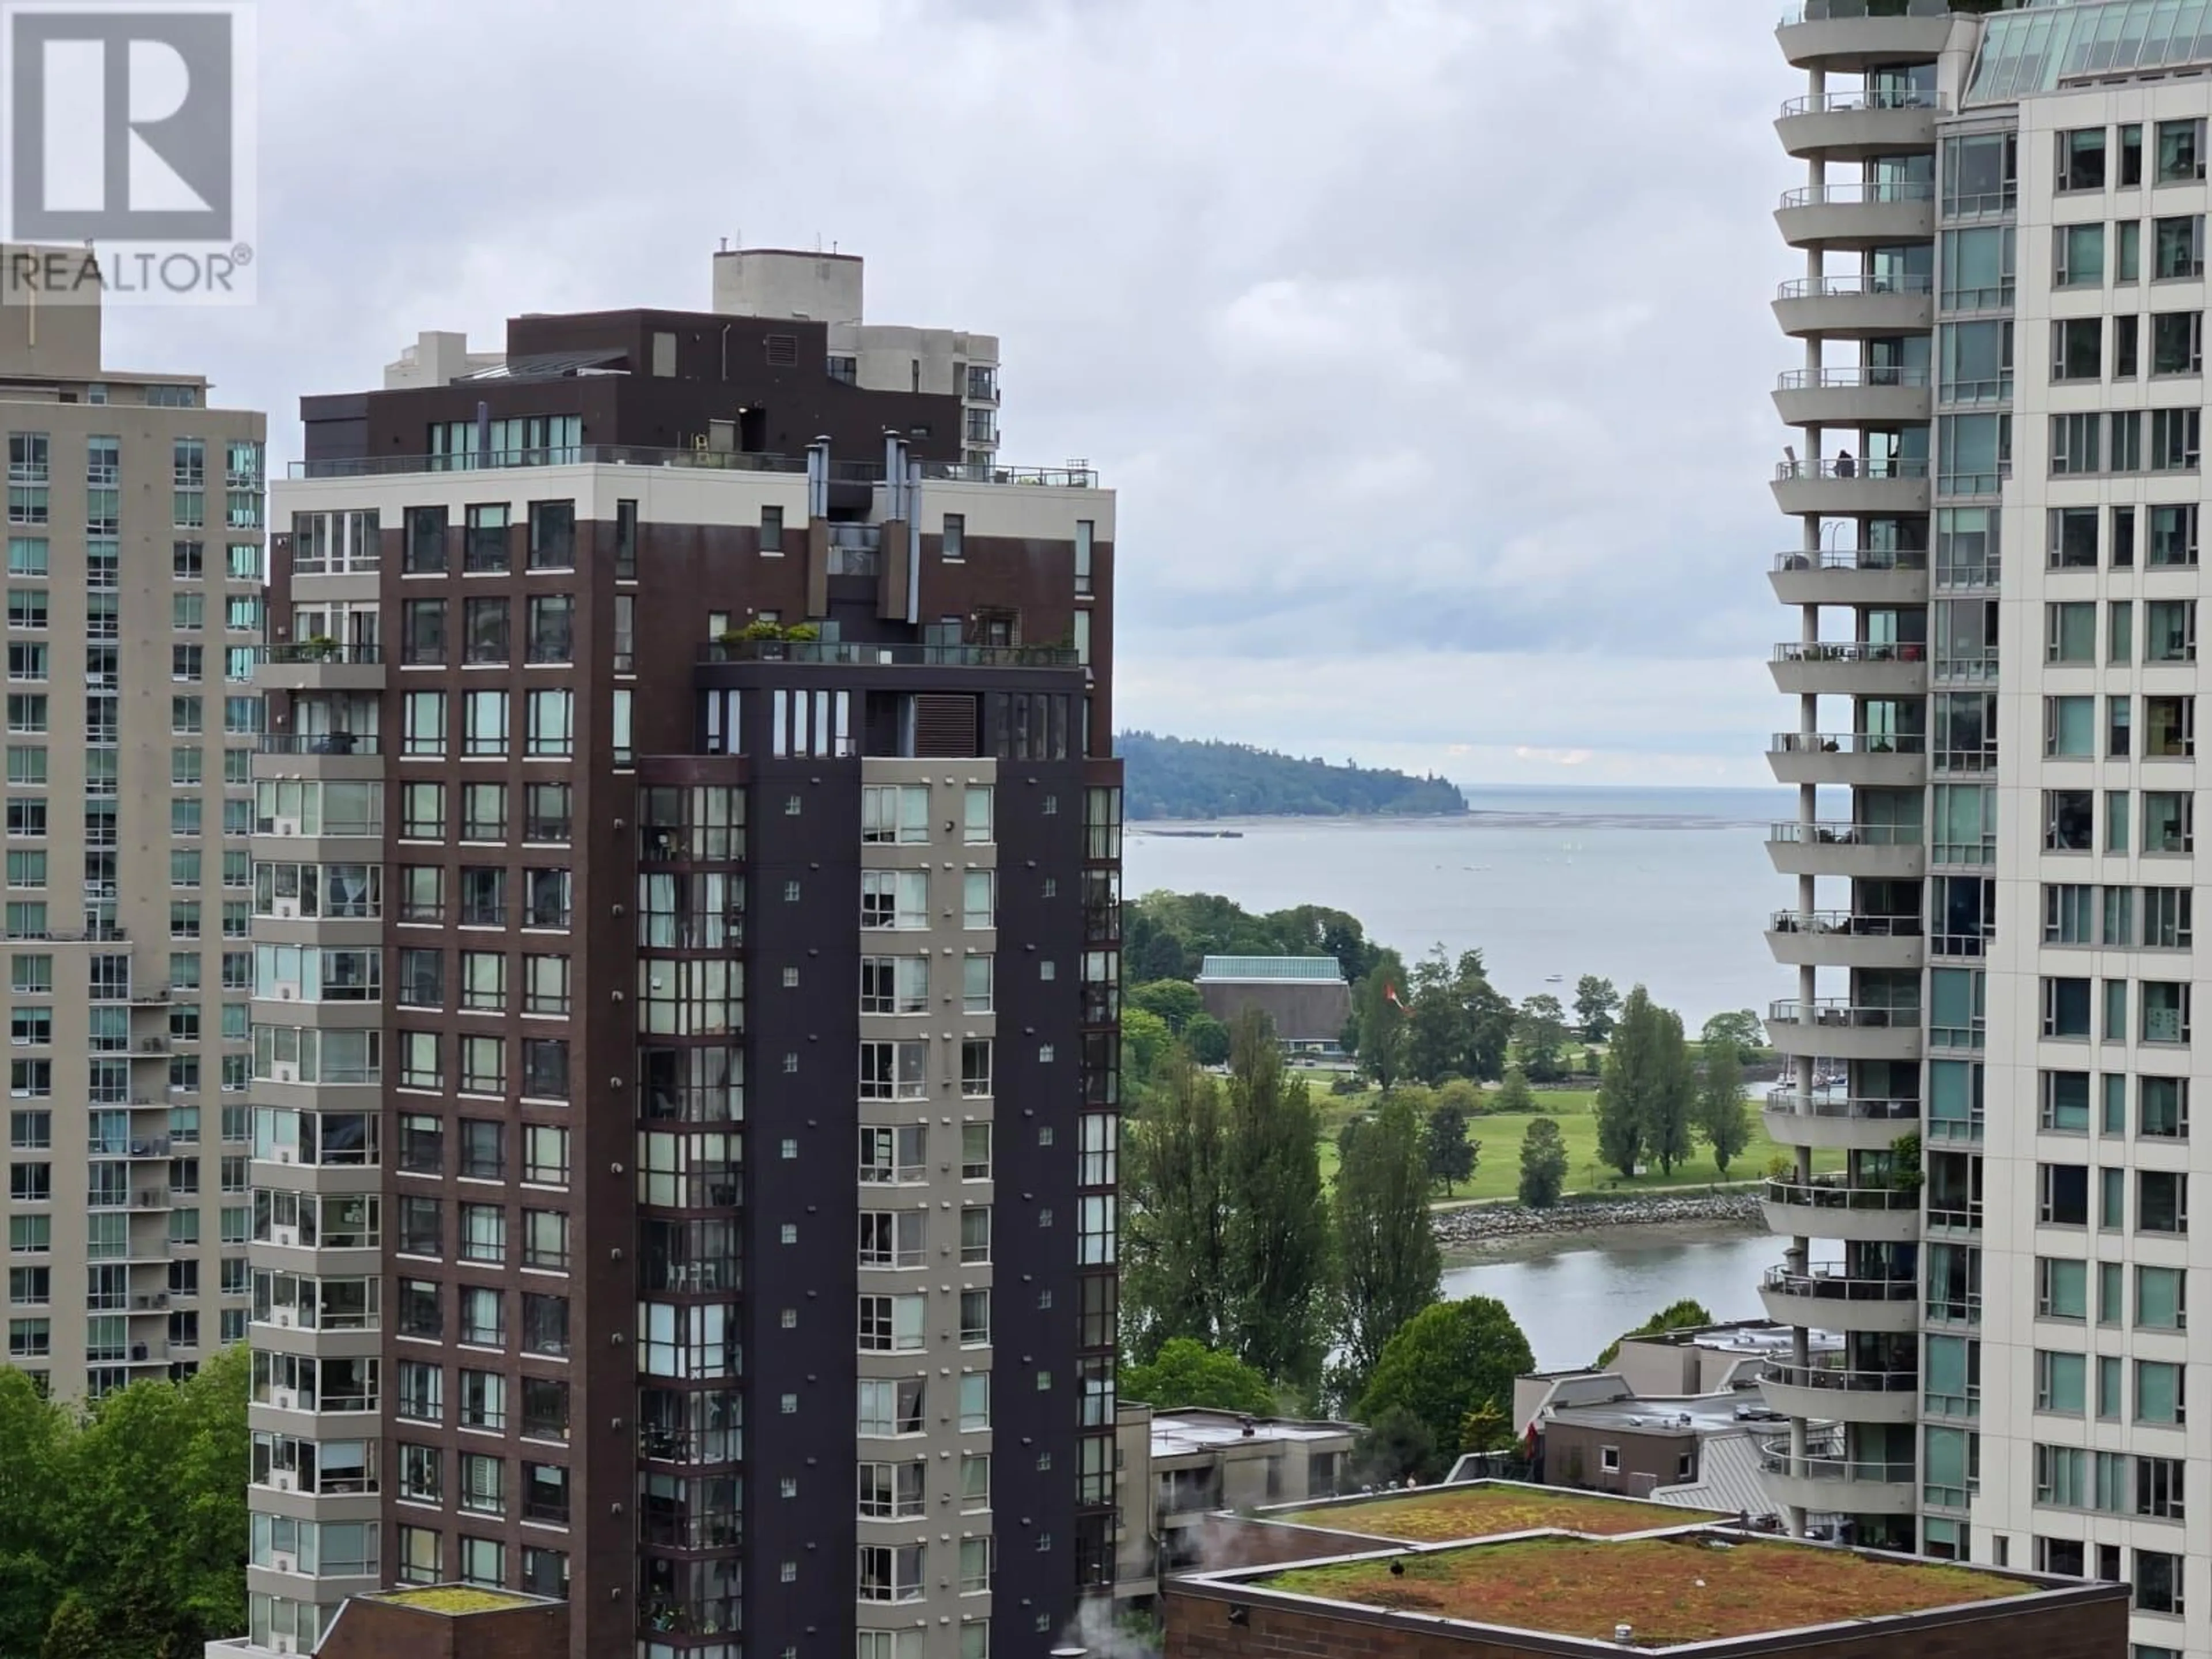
[
  {"left": 1113, "top": 1403, "right": 1360, "bottom": 1601},
  {"left": 1165, "top": 1525, "right": 2126, "bottom": 1659},
  {"left": 1195, "top": 956, "right": 1351, "bottom": 1052}
]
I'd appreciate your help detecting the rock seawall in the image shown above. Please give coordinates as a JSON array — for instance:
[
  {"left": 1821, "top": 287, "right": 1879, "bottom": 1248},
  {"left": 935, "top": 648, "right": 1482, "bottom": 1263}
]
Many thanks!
[{"left": 1434, "top": 1192, "right": 1763, "bottom": 1247}]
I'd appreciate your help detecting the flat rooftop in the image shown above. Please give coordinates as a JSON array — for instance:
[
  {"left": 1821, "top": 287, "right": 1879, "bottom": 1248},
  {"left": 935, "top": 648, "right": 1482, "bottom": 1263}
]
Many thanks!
[
  {"left": 1152, "top": 1410, "right": 1357, "bottom": 1457},
  {"left": 1544, "top": 1394, "right": 1773, "bottom": 1436},
  {"left": 1274, "top": 1482, "right": 1728, "bottom": 1542},
  {"left": 366, "top": 1586, "right": 544, "bottom": 1615},
  {"left": 1256, "top": 1533, "right": 2037, "bottom": 1649}
]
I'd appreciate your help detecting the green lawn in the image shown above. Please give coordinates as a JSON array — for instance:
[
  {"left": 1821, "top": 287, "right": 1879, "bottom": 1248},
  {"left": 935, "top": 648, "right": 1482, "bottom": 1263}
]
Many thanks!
[{"left": 1311, "top": 1085, "right": 1841, "bottom": 1204}]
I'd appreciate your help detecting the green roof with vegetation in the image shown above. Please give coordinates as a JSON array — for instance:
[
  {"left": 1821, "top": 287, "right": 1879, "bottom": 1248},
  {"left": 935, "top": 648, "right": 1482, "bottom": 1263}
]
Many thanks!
[
  {"left": 1260, "top": 1534, "right": 2035, "bottom": 1647},
  {"left": 1275, "top": 1483, "right": 1720, "bottom": 1543},
  {"left": 1198, "top": 955, "right": 1347, "bottom": 982},
  {"left": 373, "top": 1586, "right": 540, "bottom": 1614}
]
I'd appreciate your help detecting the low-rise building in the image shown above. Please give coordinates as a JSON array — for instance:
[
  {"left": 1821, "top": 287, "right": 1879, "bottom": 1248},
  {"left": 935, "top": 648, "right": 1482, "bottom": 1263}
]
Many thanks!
[
  {"left": 1165, "top": 1525, "right": 2124, "bottom": 1659},
  {"left": 1113, "top": 1404, "right": 1359, "bottom": 1601},
  {"left": 1194, "top": 957, "right": 1351, "bottom": 1053}
]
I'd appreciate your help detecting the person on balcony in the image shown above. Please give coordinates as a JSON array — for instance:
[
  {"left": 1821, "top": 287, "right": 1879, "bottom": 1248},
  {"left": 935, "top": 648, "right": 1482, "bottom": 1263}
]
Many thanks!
[{"left": 1835, "top": 448, "right": 1856, "bottom": 479}]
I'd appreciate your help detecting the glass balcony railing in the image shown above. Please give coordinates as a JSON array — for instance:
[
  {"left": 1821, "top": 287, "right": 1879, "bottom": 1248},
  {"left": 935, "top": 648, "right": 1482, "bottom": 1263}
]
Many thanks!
[{"left": 1763, "top": 1264, "right": 1919, "bottom": 1304}]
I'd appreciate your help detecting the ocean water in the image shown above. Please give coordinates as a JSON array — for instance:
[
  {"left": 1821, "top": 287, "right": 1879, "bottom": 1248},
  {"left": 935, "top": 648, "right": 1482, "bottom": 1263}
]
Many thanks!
[{"left": 1123, "top": 786, "right": 1801, "bottom": 1026}]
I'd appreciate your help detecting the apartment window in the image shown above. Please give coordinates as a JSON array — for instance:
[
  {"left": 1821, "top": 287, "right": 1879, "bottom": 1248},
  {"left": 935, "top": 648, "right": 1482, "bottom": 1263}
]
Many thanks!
[
  {"left": 464, "top": 505, "right": 509, "bottom": 572},
  {"left": 526, "top": 595, "right": 573, "bottom": 664},
  {"left": 2146, "top": 790, "right": 2194, "bottom": 853},
  {"left": 527, "top": 689, "right": 573, "bottom": 757},
  {"left": 2051, "top": 411, "right": 2102, "bottom": 475},
  {"left": 2041, "top": 1071, "right": 2092, "bottom": 1134},
  {"left": 525, "top": 783, "right": 572, "bottom": 844},
  {"left": 2138, "top": 1361, "right": 2187, "bottom": 1427},
  {"left": 404, "top": 505, "right": 447, "bottom": 573},
  {"left": 403, "top": 692, "right": 445, "bottom": 757},
  {"left": 2059, "top": 127, "right": 2108, "bottom": 191},
  {"left": 2045, "top": 696, "right": 2094, "bottom": 758},
  {"left": 461, "top": 783, "right": 506, "bottom": 842},
  {"left": 2041, "top": 1162, "right": 2090, "bottom": 1226},
  {"left": 2037, "top": 1349, "right": 2087, "bottom": 1413},
  {"left": 2138, "top": 1265, "right": 2187, "bottom": 1332},
  {"left": 2141, "top": 1077, "right": 2189, "bottom": 1138},
  {"left": 2153, "top": 309, "right": 2204, "bottom": 376},
  {"left": 2146, "top": 695, "right": 2195, "bottom": 756},
  {"left": 527, "top": 501, "right": 574, "bottom": 570},
  {"left": 523, "top": 1125, "right": 569, "bottom": 1188},
  {"left": 757, "top": 503, "right": 783, "bottom": 554},
  {"left": 2143, "top": 981, "right": 2191, "bottom": 1044},
  {"left": 860, "top": 870, "right": 926, "bottom": 930},
  {"left": 2059, "top": 222, "right": 2106, "bottom": 286},
  {"left": 2156, "top": 214, "right": 2205, "bottom": 278},
  {"left": 962, "top": 1039, "right": 993, "bottom": 1098},
  {"left": 860, "top": 955, "right": 929, "bottom": 1015},
  {"left": 2139, "top": 1171, "right": 2188, "bottom": 1234},
  {"left": 2159, "top": 118, "right": 2207, "bottom": 183},
  {"left": 861, "top": 785, "right": 929, "bottom": 844},
  {"left": 2047, "top": 601, "right": 2096, "bottom": 662},
  {"left": 462, "top": 596, "right": 508, "bottom": 665},
  {"left": 2054, "top": 317, "right": 2103, "bottom": 380}
]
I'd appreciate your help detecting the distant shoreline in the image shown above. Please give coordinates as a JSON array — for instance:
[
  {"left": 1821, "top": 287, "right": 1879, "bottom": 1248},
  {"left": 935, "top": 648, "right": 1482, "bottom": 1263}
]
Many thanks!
[{"left": 1444, "top": 1213, "right": 1767, "bottom": 1266}]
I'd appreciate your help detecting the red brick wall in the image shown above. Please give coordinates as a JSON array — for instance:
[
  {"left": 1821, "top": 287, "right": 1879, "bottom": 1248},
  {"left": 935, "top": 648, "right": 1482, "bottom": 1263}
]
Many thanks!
[{"left": 1163, "top": 1584, "right": 2128, "bottom": 1659}]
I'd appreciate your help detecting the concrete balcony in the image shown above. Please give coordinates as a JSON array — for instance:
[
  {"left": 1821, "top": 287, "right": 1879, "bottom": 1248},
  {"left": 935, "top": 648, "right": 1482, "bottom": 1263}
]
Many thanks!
[
  {"left": 1766, "top": 821, "right": 1927, "bottom": 882},
  {"left": 251, "top": 644, "right": 385, "bottom": 695},
  {"left": 1766, "top": 910, "right": 1926, "bottom": 971},
  {"left": 1759, "top": 1264, "right": 1919, "bottom": 1334},
  {"left": 1767, "top": 999, "right": 1922, "bottom": 1065},
  {"left": 1763, "top": 1090, "right": 1922, "bottom": 1152},
  {"left": 1756, "top": 1438, "right": 1917, "bottom": 1517},
  {"left": 1759, "top": 1362, "right": 1918, "bottom": 1426},
  {"left": 1774, "top": 275, "right": 1933, "bottom": 341},
  {"left": 1762, "top": 1176, "right": 1921, "bottom": 1244},
  {"left": 1770, "top": 550, "right": 1930, "bottom": 608},
  {"left": 1772, "top": 457, "right": 1931, "bottom": 519},
  {"left": 1773, "top": 366, "right": 1933, "bottom": 430},
  {"left": 253, "top": 733, "right": 384, "bottom": 785},
  {"left": 1776, "top": 182, "right": 1936, "bottom": 251},
  {"left": 1777, "top": 1, "right": 1962, "bottom": 73},
  {"left": 1768, "top": 732, "right": 1927, "bottom": 790},
  {"left": 1776, "top": 90, "right": 1941, "bottom": 160},
  {"left": 1769, "top": 640, "right": 1929, "bottom": 698}
]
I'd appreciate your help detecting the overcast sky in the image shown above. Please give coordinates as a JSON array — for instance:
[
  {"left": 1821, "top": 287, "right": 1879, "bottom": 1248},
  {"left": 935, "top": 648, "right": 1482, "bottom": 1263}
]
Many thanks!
[{"left": 107, "top": 0, "right": 1802, "bottom": 790}]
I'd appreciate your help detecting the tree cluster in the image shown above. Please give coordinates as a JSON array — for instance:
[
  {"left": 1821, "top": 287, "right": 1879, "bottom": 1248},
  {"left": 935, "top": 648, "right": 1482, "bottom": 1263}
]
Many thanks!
[
  {"left": 1119, "top": 732, "right": 1467, "bottom": 823},
  {"left": 1122, "top": 1006, "right": 1468, "bottom": 1415},
  {"left": 1593, "top": 986, "right": 1755, "bottom": 1180},
  {"left": 1125, "top": 890, "right": 1381, "bottom": 987},
  {"left": 0, "top": 1344, "right": 247, "bottom": 1659}
]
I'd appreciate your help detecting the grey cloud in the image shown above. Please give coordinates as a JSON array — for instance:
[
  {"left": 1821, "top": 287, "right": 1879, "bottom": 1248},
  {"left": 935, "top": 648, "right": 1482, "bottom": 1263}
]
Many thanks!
[{"left": 105, "top": 0, "right": 1797, "bottom": 781}]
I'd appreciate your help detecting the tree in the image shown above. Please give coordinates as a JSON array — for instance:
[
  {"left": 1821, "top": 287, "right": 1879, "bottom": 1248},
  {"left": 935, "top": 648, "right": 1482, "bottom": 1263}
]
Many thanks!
[
  {"left": 1459, "top": 1400, "right": 1514, "bottom": 1455},
  {"left": 1424, "top": 1100, "right": 1476, "bottom": 1196},
  {"left": 1221, "top": 1009, "right": 1332, "bottom": 1392},
  {"left": 1184, "top": 1013, "right": 1232, "bottom": 1066},
  {"left": 1128, "top": 979, "right": 1203, "bottom": 1034},
  {"left": 1350, "top": 1406, "right": 1435, "bottom": 1487},
  {"left": 1700, "top": 1009, "right": 1766, "bottom": 1054},
  {"left": 1514, "top": 994, "right": 1571, "bottom": 1082},
  {"left": 1597, "top": 1299, "right": 1714, "bottom": 1368},
  {"left": 1402, "top": 946, "right": 1513, "bottom": 1085},
  {"left": 1574, "top": 976, "right": 1622, "bottom": 1042},
  {"left": 0, "top": 1369, "right": 63, "bottom": 1658},
  {"left": 1120, "top": 1047, "right": 1231, "bottom": 1359},
  {"left": 1120, "top": 1005, "right": 1173, "bottom": 1088},
  {"left": 1349, "top": 948, "right": 1410, "bottom": 1090},
  {"left": 1593, "top": 986, "right": 1694, "bottom": 1179},
  {"left": 1330, "top": 1093, "right": 1441, "bottom": 1399},
  {"left": 1355, "top": 1297, "right": 1535, "bottom": 1479},
  {"left": 1696, "top": 1037, "right": 1751, "bottom": 1176},
  {"left": 1120, "top": 1338, "right": 1276, "bottom": 1415},
  {"left": 1494, "top": 1065, "right": 1535, "bottom": 1115},
  {"left": 1517, "top": 1118, "right": 1569, "bottom": 1209}
]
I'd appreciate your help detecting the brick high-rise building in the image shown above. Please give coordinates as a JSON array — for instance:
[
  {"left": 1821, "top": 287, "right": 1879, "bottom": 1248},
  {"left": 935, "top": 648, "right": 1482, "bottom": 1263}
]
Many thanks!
[{"left": 232, "top": 254, "right": 1121, "bottom": 1659}]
